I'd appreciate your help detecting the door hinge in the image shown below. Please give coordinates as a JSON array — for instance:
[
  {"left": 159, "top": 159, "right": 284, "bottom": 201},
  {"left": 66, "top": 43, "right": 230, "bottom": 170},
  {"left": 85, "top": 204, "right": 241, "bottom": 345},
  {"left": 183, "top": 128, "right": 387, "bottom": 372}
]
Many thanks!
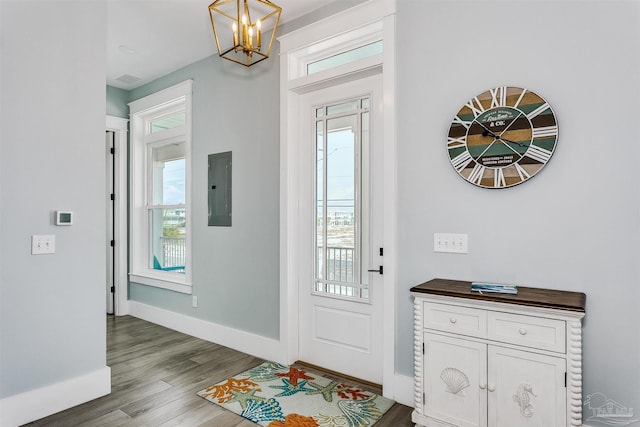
[
  {"left": 422, "top": 342, "right": 425, "bottom": 354},
  {"left": 379, "top": 247, "right": 383, "bottom": 256},
  {"left": 564, "top": 372, "right": 567, "bottom": 387},
  {"left": 110, "top": 193, "right": 115, "bottom": 201},
  {"left": 110, "top": 147, "right": 115, "bottom": 155},
  {"left": 423, "top": 392, "right": 425, "bottom": 404},
  {"left": 110, "top": 240, "right": 115, "bottom": 247},
  {"left": 110, "top": 286, "right": 115, "bottom": 293}
]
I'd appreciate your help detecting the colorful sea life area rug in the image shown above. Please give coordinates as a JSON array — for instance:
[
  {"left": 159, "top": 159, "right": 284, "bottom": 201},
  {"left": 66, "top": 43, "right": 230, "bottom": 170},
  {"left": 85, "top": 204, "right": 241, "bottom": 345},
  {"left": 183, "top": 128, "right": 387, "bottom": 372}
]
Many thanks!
[{"left": 197, "top": 361, "right": 395, "bottom": 427}]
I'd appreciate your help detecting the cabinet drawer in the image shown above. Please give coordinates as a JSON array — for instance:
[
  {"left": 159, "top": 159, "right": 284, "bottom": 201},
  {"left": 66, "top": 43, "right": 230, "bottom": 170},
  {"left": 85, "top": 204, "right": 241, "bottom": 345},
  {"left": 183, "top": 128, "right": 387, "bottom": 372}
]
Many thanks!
[
  {"left": 488, "top": 311, "right": 566, "bottom": 353},
  {"left": 424, "top": 302, "right": 487, "bottom": 338}
]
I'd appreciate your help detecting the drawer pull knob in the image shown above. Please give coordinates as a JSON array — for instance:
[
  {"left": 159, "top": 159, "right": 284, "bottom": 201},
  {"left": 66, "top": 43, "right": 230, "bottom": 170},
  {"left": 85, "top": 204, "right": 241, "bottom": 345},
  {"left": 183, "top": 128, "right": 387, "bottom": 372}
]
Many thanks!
[
  {"left": 449, "top": 317, "right": 457, "bottom": 324},
  {"left": 519, "top": 328, "right": 528, "bottom": 335},
  {"left": 479, "top": 383, "right": 487, "bottom": 390},
  {"left": 488, "top": 384, "right": 496, "bottom": 392}
]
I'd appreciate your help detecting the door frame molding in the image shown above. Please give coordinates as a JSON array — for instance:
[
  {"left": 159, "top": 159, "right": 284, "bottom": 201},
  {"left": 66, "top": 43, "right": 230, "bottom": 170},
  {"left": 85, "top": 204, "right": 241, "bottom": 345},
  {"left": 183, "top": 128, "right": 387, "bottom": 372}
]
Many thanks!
[
  {"left": 278, "top": 0, "right": 397, "bottom": 397},
  {"left": 106, "top": 115, "right": 129, "bottom": 316}
]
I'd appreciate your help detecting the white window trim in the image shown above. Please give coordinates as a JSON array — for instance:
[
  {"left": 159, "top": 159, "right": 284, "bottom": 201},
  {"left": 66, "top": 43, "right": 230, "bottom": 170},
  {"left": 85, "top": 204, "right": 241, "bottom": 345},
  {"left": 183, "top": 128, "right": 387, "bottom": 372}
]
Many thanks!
[
  {"left": 278, "top": 0, "right": 398, "bottom": 400},
  {"left": 129, "top": 80, "right": 193, "bottom": 294}
]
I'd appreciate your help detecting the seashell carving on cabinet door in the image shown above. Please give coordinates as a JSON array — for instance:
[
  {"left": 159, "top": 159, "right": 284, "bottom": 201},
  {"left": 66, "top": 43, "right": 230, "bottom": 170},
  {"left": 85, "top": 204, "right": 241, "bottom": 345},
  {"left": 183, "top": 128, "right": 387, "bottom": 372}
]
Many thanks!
[{"left": 440, "top": 367, "right": 471, "bottom": 395}]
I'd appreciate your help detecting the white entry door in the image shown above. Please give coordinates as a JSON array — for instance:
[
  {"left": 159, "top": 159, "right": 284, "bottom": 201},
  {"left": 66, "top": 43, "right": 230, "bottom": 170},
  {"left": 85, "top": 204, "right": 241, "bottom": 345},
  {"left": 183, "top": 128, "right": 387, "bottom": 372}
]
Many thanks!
[{"left": 298, "top": 74, "right": 384, "bottom": 384}]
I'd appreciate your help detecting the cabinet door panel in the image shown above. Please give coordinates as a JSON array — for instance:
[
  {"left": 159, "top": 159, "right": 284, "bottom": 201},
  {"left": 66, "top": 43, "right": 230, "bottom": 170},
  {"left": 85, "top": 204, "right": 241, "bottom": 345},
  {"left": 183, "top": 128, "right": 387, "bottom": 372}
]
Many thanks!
[
  {"left": 488, "top": 346, "right": 566, "bottom": 427},
  {"left": 424, "top": 333, "right": 487, "bottom": 427}
]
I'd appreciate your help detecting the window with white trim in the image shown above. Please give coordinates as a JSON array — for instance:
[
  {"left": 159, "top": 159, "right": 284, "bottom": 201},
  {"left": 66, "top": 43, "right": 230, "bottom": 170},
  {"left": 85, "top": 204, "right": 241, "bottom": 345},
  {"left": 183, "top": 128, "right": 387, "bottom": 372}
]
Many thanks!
[{"left": 129, "top": 80, "right": 192, "bottom": 294}]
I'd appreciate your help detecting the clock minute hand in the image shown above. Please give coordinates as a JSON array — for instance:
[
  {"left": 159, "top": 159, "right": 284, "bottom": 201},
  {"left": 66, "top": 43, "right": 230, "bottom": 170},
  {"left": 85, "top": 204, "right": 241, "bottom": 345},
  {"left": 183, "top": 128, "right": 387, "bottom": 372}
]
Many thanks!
[
  {"left": 499, "top": 136, "right": 529, "bottom": 148},
  {"left": 476, "top": 119, "right": 528, "bottom": 148}
]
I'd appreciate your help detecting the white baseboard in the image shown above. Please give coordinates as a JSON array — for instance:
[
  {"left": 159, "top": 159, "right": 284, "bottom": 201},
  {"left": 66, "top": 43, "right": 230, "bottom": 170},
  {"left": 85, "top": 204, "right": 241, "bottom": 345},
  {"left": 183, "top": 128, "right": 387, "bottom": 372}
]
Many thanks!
[
  {"left": 128, "top": 301, "right": 287, "bottom": 364},
  {"left": 0, "top": 366, "right": 111, "bottom": 427}
]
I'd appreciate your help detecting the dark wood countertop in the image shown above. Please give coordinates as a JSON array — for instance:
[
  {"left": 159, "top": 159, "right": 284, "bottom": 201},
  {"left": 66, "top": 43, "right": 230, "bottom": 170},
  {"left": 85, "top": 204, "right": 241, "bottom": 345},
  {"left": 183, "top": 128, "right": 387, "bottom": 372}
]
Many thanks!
[{"left": 410, "top": 278, "right": 586, "bottom": 312}]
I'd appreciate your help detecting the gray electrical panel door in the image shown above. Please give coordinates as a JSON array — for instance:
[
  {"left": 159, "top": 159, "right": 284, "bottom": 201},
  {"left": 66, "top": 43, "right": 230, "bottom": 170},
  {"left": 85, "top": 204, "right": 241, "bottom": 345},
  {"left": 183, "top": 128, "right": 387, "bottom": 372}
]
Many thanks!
[{"left": 208, "top": 151, "right": 232, "bottom": 226}]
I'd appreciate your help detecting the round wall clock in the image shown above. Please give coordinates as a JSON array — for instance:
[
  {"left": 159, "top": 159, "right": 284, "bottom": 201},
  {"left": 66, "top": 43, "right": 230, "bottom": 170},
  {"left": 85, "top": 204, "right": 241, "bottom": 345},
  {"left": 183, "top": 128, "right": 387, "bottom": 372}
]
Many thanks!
[{"left": 447, "top": 86, "right": 558, "bottom": 188}]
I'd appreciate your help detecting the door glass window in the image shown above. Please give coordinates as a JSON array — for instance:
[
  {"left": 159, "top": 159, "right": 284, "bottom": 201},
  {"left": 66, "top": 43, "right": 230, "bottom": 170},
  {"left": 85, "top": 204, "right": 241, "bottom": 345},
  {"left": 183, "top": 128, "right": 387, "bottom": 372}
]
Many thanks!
[{"left": 315, "top": 96, "right": 370, "bottom": 301}]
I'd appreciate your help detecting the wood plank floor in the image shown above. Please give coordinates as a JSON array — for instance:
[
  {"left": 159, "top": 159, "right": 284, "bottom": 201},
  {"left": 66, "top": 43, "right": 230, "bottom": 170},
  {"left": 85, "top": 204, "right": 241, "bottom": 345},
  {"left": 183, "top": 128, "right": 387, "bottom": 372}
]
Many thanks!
[{"left": 27, "top": 315, "right": 413, "bottom": 426}]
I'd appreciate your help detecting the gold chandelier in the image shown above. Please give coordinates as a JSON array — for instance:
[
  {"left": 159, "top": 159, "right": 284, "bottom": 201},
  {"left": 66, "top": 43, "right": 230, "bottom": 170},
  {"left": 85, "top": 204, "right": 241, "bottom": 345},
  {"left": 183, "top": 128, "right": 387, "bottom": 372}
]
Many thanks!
[{"left": 208, "top": 0, "right": 282, "bottom": 67}]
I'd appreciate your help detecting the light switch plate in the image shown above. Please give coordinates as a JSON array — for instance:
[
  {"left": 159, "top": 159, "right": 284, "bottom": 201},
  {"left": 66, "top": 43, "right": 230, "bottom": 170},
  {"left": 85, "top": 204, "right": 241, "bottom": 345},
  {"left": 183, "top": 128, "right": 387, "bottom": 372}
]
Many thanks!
[
  {"left": 32, "top": 235, "right": 55, "bottom": 255},
  {"left": 434, "top": 233, "right": 468, "bottom": 254}
]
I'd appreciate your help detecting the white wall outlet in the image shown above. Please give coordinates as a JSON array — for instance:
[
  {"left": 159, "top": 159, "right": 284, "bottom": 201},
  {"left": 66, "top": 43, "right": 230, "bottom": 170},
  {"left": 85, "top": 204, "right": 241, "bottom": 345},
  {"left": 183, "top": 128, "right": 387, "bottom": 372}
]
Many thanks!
[
  {"left": 434, "top": 233, "right": 468, "bottom": 254},
  {"left": 192, "top": 295, "right": 198, "bottom": 308},
  {"left": 32, "top": 235, "right": 56, "bottom": 255}
]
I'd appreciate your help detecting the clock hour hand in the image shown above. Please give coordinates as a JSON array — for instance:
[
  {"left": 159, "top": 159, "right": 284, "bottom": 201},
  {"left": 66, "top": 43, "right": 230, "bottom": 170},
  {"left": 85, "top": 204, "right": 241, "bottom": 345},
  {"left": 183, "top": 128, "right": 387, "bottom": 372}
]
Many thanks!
[{"left": 476, "top": 122, "right": 499, "bottom": 139}]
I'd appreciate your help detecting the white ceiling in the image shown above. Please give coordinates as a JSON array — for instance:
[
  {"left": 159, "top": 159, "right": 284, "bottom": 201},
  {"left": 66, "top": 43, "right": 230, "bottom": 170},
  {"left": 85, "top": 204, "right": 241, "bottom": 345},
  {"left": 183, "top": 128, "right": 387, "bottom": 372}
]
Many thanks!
[{"left": 107, "top": 0, "right": 330, "bottom": 90}]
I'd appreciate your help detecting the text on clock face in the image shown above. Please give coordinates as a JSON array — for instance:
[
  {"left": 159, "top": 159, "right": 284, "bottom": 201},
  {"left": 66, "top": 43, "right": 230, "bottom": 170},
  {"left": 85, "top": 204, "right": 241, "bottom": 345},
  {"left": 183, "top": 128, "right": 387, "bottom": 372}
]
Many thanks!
[
  {"left": 482, "top": 110, "right": 514, "bottom": 122},
  {"left": 482, "top": 155, "right": 514, "bottom": 166},
  {"left": 490, "top": 121, "right": 506, "bottom": 127}
]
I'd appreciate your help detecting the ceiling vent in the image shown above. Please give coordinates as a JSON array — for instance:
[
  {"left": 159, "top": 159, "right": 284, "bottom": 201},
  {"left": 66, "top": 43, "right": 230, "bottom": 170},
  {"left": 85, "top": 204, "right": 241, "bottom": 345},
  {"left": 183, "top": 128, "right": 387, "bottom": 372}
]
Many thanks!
[{"left": 116, "top": 74, "right": 141, "bottom": 85}]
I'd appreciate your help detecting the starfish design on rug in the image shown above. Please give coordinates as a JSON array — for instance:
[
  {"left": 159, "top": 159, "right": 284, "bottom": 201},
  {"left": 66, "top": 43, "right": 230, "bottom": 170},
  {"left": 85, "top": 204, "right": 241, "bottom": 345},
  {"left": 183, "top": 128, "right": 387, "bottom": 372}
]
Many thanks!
[
  {"left": 274, "top": 367, "right": 315, "bottom": 386},
  {"left": 305, "top": 380, "right": 340, "bottom": 402},
  {"left": 226, "top": 388, "right": 268, "bottom": 410},
  {"left": 270, "top": 378, "right": 313, "bottom": 397}
]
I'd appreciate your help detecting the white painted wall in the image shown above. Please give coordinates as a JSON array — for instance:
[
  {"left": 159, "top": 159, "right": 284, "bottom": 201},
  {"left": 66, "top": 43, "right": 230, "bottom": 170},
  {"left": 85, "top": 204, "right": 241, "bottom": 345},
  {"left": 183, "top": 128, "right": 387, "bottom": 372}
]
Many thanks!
[
  {"left": 396, "top": 0, "right": 640, "bottom": 415},
  {"left": 0, "top": 1, "right": 109, "bottom": 424}
]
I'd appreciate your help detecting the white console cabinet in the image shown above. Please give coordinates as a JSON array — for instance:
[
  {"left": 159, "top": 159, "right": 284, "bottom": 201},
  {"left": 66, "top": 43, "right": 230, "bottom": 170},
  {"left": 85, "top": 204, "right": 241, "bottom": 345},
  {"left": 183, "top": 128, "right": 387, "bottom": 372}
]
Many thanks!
[{"left": 411, "top": 279, "right": 585, "bottom": 427}]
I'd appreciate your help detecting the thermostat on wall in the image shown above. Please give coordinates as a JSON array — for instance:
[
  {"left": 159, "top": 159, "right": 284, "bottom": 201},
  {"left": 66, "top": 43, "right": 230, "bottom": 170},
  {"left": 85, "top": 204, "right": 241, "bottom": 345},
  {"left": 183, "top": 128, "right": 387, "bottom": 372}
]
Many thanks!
[{"left": 55, "top": 211, "right": 73, "bottom": 225}]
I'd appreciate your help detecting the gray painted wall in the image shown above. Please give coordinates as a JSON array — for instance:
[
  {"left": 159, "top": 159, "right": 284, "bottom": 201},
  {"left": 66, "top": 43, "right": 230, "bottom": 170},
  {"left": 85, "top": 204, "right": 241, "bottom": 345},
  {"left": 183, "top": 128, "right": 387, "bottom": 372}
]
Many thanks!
[
  {"left": 0, "top": 1, "right": 107, "bottom": 397},
  {"left": 127, "top": 54, "right": 281, "bottom": 339},
  {"left": 106, "top": 85, "right": 129, "bottom": 119},
  {"left": 396, "top": 0, "right": 640, "bottom": 414}
]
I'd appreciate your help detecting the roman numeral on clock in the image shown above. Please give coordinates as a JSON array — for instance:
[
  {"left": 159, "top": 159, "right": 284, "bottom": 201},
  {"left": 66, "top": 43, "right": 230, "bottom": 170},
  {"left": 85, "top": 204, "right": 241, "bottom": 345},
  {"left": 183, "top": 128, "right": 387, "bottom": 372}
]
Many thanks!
[
  {"left": 526, "top": 102, "right": 550, "bottom": 120},
  {"left": 494, "top": 168, "right": 506, "bottom": 188},
  {"left": 513, "top": 88, "right": 527, "bottom": 108},
  {"left": 532, "top": 125, "right": 558, "bottom": 139},
  {"left": 447, "top": 135, "right": 467, "bottom": 148},
  {"left": 525, "top": 144, "right": 553, "bottom": 163},
  {"left": 465, "top": 97, "right": 485, "bottom": 118},
  {"left": 490, "top": 86, "right": 507, "bottom": 108},
  {"left": 515, "top": 163, "right": 531, "bottom": 181},
  {"left": 468, "top": 163, "right": 485, "bottom": 184},
  {"left": 451, "top": 150, "right": 473, "bottom": 172},
  {"left": 452, "top": 115, "right": 472, "bottom": 130}
]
